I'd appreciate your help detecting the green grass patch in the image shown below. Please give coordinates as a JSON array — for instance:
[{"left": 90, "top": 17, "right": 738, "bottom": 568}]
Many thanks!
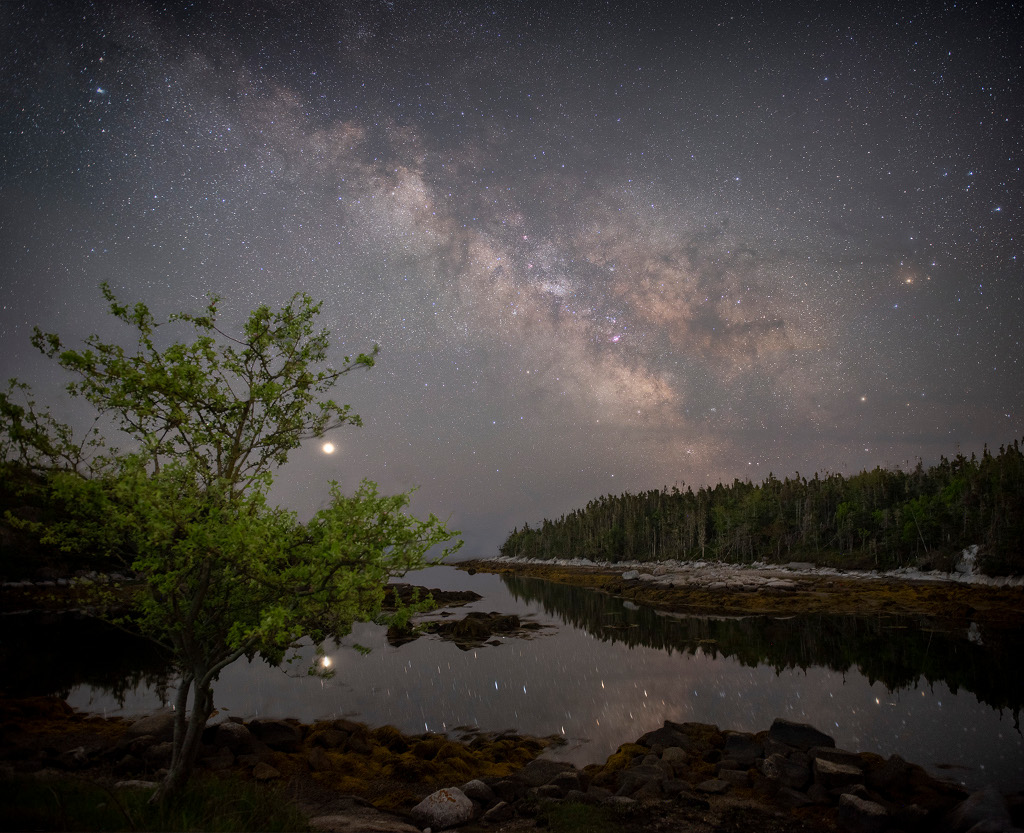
[
  {"left": 541, "top": 801, "right": 623, "bottom": 833},
  {"left": 0, "top": 772, "right": 308, "bottom": 832}
]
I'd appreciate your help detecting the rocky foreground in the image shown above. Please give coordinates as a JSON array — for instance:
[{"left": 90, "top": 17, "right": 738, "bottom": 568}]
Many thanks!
[{"left": 2, "top": 698, "right": 1022, "bottom": 832}]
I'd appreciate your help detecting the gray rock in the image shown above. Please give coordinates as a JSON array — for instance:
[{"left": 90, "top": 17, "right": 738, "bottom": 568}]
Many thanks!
[
  {"left": 637, "top": 721, "right": 695, "bottom": 750},
  {"left": 615, "top": 763, "right": 667, "bottom": 796},
  {"left": 142, "top": 741, "right": 174, "bottom": 767},
  {"left": 768, "top": 718, "right": 835, "bottom": 751},
  {"left": 601, "top": 795, "right": 638, "bottom": 810},
  {"left": 460, "top": 778, "right": 496, "bottom": 804},
  {"left": 482, "top": 801, "right": 515, "bottom": 824},
  {"left": 696, "top": 779, "right": 731, "bottom": 795},
  {"left": 563, "top": 788, "right": 599, "bottom": 805},
  {"left": 549, "top": 770, "right": 587, "bottom": 793},
  {"left": 946, "top": 787, "right": 1014, "bottom": 833},
  {"left": 410, "top": 787, "right": 476, "bottom": 830},
  {"left": 761, "top": 753, "right": 811, "bottom": 790},
  {"left": 535, "top": 783, "right": 564, "bottom": 799},
  {"left": 248, "top": 719, "right": 301, "bottom": 752},
  {"left": 814, "top": 757, "right": 863, "bottom": 790},
  {"left": 723, "top": 731, "right": 763, "bottom": 767},
  {"left": 775, "top": 786, "right": 812, "bottom": 808},
  {"left": 718, "top": 768, "right": 751, "bottom": 787},
  {"left": 837, "top": 793, "right": 889, "bottom": 833},
  {"left": 622, "top": 570, "right": 640, "bottom": 580},
  {"left": 516, "top": 757, "right": 577, "bottom": 787},
  {"left": 126, "top": 712, "right": 176, "bottom": 742},
  {"left": 114, "top": 779, "right": 158, "bottom": 790},
  {"left": 252, "top": 762, "right": 281, "bottom": 781},
  {"left": 810, "top": 746, "right": 863, "bottom": 767},
  {"left": 214, "top": 720, "right": 255, "bottom": 755}
]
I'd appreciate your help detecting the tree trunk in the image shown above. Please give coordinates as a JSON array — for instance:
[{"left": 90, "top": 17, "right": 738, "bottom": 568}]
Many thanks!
[{"left": 152, "top": 673, "right": 214, "bottom": 804}]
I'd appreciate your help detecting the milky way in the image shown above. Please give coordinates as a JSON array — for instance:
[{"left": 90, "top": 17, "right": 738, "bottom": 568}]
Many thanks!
[{"left": 2, "top": 1, "right": 1021, "bottom": 553}]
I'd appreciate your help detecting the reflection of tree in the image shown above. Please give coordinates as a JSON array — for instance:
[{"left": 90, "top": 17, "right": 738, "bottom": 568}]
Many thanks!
[
  {"left": 503, "top": 575, "right": 1024, "bottom": 724},
  {"left": 0, "top": 612, "right": 173, "bottom": 706}
]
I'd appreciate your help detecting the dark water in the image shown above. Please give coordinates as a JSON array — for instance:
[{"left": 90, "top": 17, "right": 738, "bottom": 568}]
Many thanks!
[{"left": 4, "top": 565, "right": 1022, "bottom": 790}]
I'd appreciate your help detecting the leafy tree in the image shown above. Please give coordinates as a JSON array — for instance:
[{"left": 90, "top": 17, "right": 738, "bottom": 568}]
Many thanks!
[{"left": 1, "top": 284, "right": 461, "bottom": 802}]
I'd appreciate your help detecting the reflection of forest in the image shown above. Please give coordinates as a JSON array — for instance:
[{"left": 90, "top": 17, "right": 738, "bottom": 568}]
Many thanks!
[
  {"left": 503, "top": 575, "right": 1024, "bottom": 723},
  {"left": 0, "top": 612, "right": 172, "bottom": 704}
]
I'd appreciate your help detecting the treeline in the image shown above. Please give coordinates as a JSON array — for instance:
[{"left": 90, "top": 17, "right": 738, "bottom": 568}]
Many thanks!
[{"left": 500, "top": 439, "right": 1024, "bottom": 575}]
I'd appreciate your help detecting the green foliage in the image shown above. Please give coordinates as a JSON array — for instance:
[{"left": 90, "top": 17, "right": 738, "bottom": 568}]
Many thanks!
[
  {"left": 500, "top": 440, "right": 1024, "bottom": 575},
  {"left": 0, "top": 772, "right": 308, "bottom": 832},
  {"left": 1, "top": 284, "right": 461, "bottom": 801}
]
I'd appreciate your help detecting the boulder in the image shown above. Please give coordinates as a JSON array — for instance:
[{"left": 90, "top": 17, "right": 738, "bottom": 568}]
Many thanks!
[
  {"left": 125, "top": 712, "right": 175, "bottom": 742},
  {"left": 696, "top": 779, "right": 731, "bottom": 795},
  {"left": 946, "top": 787, "right": 1014, "bottom": 833},
  {"left": 723, "top": 731, "right": 763, "bottom": 767},
  {"left": 637, "top": 722, "right": 693, "bottom": 750},
  {"left": 768, "top": 718, "right": 835, "bottom": 751},
  {"left": 410, "top": 787, "right": 476, "bottom": 830},
  {"left": 761, "top": 753, "right": 811, "bottom": 790},
  {"left": 662, "top": 746, "right": 689, "bottom": 775},
  {"left": 460, "top": 778, "right": 496, "bottom": 804},
  {"left": 514, "top": 757, "right": 576, "bottom": 787},
  {"left": 813, "top": 757, "right": 863, "bottom": 790},
  {"left": 252, "top": 762, "right": 281, "bottom": 781},
  {"left": 482, "top": 801, "right": 515, "bottom": 824},
  {"left": 837, "top": 793, "right": 889, "bottom": 833},
  {"left": 248, "top": 719, "right": 301, "bottom": 752},
  {"left": 213, "top": 720, "right": 255, "bottom": 755}
]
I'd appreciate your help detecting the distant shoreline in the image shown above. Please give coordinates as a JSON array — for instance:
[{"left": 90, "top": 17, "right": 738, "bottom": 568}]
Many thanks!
[{"left": 458, "top": 557, "right": 1024, "bottom": 626}]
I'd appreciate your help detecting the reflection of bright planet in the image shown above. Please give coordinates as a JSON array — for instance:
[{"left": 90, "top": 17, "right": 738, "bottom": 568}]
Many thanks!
[
  {"left": 322, "top": 442, "right": 335, "bottom": 454},
  {"left": 321, "top": 656, "right": 332, "bottom": 668}
]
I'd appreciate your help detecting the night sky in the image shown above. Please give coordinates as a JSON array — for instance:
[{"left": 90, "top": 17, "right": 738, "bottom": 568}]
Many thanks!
[{"left": 2, "top": 1, "right": 1021, "bottom": 556}]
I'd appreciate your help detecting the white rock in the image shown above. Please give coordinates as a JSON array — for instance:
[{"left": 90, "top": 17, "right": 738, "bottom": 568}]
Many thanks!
[{"left": 410, "top": 787, "right": 476, "bottom": 830}]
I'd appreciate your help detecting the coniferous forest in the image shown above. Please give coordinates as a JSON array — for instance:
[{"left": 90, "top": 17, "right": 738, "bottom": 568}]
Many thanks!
[{"left": 499, "top": 439, "right": 1024, "bottom": 576}]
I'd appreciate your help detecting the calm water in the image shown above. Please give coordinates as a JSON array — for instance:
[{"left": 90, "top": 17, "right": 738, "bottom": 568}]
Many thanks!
[{"left": 10, "top": 565, "right": 1022, "bottom": 790}]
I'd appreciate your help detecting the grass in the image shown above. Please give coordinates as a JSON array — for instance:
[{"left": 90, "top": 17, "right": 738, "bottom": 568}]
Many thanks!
[
  {"left": 0, "top": 771, "right": 309, "bottom": 832},
  {"left": 540, "top": 801, "right": 624, "bottom": 833}
]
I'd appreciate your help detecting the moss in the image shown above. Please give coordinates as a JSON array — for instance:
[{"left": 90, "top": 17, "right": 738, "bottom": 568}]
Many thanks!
[{"left": 371, "top": 724, "right": 410, "bottom": 752}]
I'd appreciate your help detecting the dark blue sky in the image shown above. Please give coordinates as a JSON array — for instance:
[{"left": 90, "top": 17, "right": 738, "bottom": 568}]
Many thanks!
[{"left": 2, "top": 0, "right": 1021, "bottom": 555}]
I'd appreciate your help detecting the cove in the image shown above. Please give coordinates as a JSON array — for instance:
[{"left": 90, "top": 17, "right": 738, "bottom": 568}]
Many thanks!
[{"left": 16, "top": 564, "right": 1023, "bottom": 791}]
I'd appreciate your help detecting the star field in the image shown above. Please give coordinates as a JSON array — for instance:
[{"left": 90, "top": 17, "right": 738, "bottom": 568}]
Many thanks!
[{"left": 1, "top": 0, "right": 1021, "bottom": 554}]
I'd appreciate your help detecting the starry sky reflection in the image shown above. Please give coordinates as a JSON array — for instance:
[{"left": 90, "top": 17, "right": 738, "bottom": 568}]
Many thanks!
[
  {"left": 65, "top": 567, "right": 1024, "bottom": 791},
  {"left": 1, "top": 1, "right": 1022, "bottom": 553}
]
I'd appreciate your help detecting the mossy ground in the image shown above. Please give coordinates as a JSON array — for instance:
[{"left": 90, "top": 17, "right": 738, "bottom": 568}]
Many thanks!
[{"left": 461, "top": 560, "right": 1024, "bottom": 628}]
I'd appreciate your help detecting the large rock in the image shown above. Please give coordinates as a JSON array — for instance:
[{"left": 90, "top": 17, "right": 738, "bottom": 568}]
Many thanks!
[
  {"left": 768, "top": 718, "right": 835, "bottom": 751},
  {"left": 125, "top": 712, "right": 176, "bottom": 742},
  {"left": 410, "top": 787, "right": 476, "bottom": 830},
  {"left": 247, "top": 719, "right": 301, "bottom": 751},
  {"left": 761, "top": 753, "right": 811, "bottom": 790},
  {"left": 813, "top": 757, "right": 863, "bottom": 790},
  {"left": 945, "top": 787, "right": 1014, "bottom": 833},
  {"left": 723, "top": 731, "right": 763, "bottom": 767},
  {"left": 213, "top": 720, "right": 255, "bottom": 755},
  {"left": 637, "top": 721, "right": 693, "bottom": 750},
  {"left": 514, "top": 757, "right": 576, "bottom": 787},
  {"left": 837, "top": 793, "right": 889, "bottom": 833}
]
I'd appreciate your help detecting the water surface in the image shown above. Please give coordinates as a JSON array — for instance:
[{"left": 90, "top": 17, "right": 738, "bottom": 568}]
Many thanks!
[{"left": 29, "top": 565, "right": 1023, "bottom": 790}]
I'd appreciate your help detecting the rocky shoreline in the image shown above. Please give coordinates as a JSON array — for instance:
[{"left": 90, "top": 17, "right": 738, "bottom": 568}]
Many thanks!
[
  {"left": 459, "top": 557, "right": 1024, "bottom": 628},
  {"left": 2, "top": 697, "right": 1022, "bottom": 832}
]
